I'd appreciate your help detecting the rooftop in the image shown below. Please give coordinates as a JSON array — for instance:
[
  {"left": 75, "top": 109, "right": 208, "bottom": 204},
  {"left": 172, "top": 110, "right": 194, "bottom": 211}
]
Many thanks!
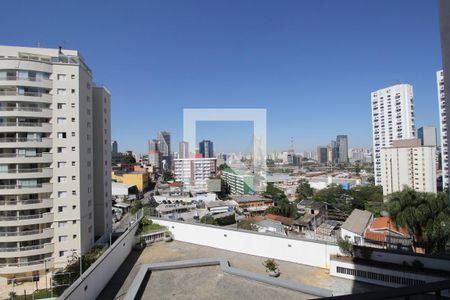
[
  {"left": 230, "top": 195, "right": 273, "bottom": 203},
  {"left": 99, "top": 241, "right": 378, "bottom": 299},
  {"left": 341, "top": 209, "right": 373, "bottom": 236}
]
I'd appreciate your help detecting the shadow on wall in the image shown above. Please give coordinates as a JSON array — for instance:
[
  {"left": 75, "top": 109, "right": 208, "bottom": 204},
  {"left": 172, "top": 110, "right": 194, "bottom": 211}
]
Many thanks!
[{"left": 96, "top": 247, "right": 144, "bottom": 299}]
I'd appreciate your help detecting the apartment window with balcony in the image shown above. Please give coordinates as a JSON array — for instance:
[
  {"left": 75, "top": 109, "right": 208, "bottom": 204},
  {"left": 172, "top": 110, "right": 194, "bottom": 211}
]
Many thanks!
[
  {"left": 58, "top": 176, "right": 67, "bottom": 183},
  {"left": 57, "top": 117, "right": 67, "bottom": 124},
  {"left": 57, "top": 89, "right": 67, "bottom": 95},
  {"left": 57, "top": 74, "right": 66, "bottom": 80},
  {"left": 59, "top": 235, "right": 68, "bottom": 242},
  {"left": 57, "top": 132, "right": 67, "bottom": 139},
  {"left": 57, "top": 147, "right": 66, "bottom": 153},
  {"left": 58, "top": 206, "right": 66, "bottom": 212},
  {"left": 57, "top": 103, "right": 67, "bottom": 110},
  {"left": 58, "top": 191, "right": 67, "bottom": 198},
  {"left": 58, "top": 162, "right": 66, "bottom": 168}
]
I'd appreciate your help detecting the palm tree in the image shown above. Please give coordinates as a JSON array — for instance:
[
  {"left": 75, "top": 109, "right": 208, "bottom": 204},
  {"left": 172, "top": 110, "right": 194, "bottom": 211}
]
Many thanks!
[{"left": 388, "top": 189, "right": 450, "bottom": 255}]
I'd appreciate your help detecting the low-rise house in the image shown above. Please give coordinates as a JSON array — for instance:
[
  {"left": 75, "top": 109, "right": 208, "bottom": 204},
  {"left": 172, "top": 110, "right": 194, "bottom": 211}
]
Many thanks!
[
  {"left": 255, "top": 219, "right": 286, "bottom": 236},
  {"left": 265, "top": 214, "right": 294, "bottom": 231},
  {"left": 231, "top": 195, "right": 274, "bottom": 214},
  {"left": 340, "top": 209, "right": 373, "bottom": 245},
  {"left": 205, "top": 200, "right": 239, "bottom": 215},
  {"left": 363, "top": 216, "right": 412, "bottom": 251},
  {"left": 293, "top": 200, "right": 326, "bottom": 232}
]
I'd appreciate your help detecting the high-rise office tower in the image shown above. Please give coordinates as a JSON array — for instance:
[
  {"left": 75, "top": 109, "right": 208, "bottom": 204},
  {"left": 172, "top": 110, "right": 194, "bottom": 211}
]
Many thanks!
[
  {"left": 178, "top": 141, "right": 189, "bottom": 159},
  {"left": 336, "top": 135, "right": 349, "bottom": 163},
  {"left": 148, "top": 139, "right": 160, "bottom": 168},
  {"left": 437, "top": 70, "right": 448, "bottom": 189},
  {"left": 418, "top": 126, "right": 437, "bottom": 147},
  {"left": 371, "top": 84, "right": 416, "bottom": 185},
  {"left": 157, "top": 131, "right": 171, "bottom": 169},
  {"left": 111, "top": 140, "right": 118, "bottom": 154},
  {"left": 327, "top": 141, "right": 338, "bottom": 164},
  {"left": 317, "top": 146, "right": 328, "bottom": 164},
  {"left": 0, "top": 46, "right": 111, "bottom": 283},
  {"left": 199, "top": 139, "right": 214, "bottom": 158}
]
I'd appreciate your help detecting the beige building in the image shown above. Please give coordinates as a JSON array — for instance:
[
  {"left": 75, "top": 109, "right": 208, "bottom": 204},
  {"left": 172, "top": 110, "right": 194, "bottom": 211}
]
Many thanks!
[
  {"left": 174, "top": 158, "right": 217, "bottom": 191},
  {"left": 0, "top": 46, "right": 111, "bottom": 283},
  {"left": 381, "top": 139, "right": 436, "bottom": 195}
]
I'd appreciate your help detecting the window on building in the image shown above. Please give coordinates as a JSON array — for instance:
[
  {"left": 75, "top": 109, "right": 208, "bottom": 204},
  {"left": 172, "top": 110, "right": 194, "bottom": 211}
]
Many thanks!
[
  {"left": 58, "top": 221, "right": 67, "bottom": 228},
  {"left": 58, "top": 161, "right": 66, "bottom": 168},
  {"left": 57, "top": 147, "right": 66, "bottom": 153},
  {"left": 57, "top": 89, "right": 67, "bottom": 95},
  {"left": 58, "top": 176, "right": 67, "bottom": 183},
  {"left": 57, "top": 74, "right": 66, "bottom": 80},
  {"left": 57, "top": 117, "right": 66, "bottom": 124},
  {"left": 59, "top": 235, "right": 68, "bottom": 242},
  {"left": 57, "top": 103, "right": 67, "bottom": 109},
  {"left": 58, "top": 191, "right": 67, "bottom": 198},
  {"left": 57, "top": 132, "right": 66, "bottom": 139}
]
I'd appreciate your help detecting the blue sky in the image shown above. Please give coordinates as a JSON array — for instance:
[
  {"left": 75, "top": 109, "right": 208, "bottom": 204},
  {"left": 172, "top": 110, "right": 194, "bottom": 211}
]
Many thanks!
[{"left": 0, "top": 0, "right": 443, "bottom": 153}]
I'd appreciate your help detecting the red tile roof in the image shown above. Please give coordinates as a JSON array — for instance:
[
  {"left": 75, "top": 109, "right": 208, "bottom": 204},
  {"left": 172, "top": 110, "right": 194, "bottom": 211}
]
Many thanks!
[{"left": 265, "top": 214, "right": 294, "bottom": 226}]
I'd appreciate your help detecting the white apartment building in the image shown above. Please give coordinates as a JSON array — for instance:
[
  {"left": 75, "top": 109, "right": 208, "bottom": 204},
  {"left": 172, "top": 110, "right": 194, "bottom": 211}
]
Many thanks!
[
  {"left": 437, "top": 70, "right": 448, "bottom": 189},
  {"left": 222, "top": 169, "right": 254, "bottom": 195},
  {"left": 371, "top": 84, "right": 416, "bottom": 185},
  {"left": 173, "top": 158, "right": 217, "bottom": 191},
  {"left": 380, "top": 139, "right": 436, "bottom": 195},
  {"left": 0, "top": 46, "right": 111, "bottom": 283}
]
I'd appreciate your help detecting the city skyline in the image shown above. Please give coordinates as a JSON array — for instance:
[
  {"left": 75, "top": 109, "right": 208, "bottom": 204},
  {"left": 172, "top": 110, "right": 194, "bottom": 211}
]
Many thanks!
[{"left": 0, "top": 1, "right": 443, "bottom": 154}]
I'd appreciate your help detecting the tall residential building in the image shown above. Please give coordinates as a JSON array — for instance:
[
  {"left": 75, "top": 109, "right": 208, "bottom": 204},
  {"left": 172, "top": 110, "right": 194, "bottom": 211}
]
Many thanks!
[
  {"left": 178, "top": 141, "right": 189, "bottom": 159},
  {"left": 317, "top": 146, "right": 328, "bottom": 164},
  {"left": 0, "top": 46, "right": 111, "bottom": 283},
  {"left": 173, "top": 158, "right": 217, "bottom": 191},
  {"left": 111, "top": 140, "right": 118, "bottom": 154},
  {"left": 381, "top": 139, "right": 436, "bottom": 195},
  {"left": 92, "top": 87, "right": 112, "bottom": 238},
  {"left": 437, "top": 70, "right": 448, "bottom": 189},
  {"left": 199, "top": 139, "right": 214, "bottom": 158},
  {"left": 439, "top": 0, "right": 450, "bottom": 194},
  {"left": 417, "top": 126, "right": 437, "bottom": 147},
  {"left": 371, "top": 84, "right": 416, "bottom": 185},
  {"left": 336, "top": 135, "right": 349, "bottom": 163}
]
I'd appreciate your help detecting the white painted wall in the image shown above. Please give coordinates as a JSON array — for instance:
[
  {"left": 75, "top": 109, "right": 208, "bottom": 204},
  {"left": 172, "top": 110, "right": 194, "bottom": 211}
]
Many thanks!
[
  {"left": 355, "top": 247, "right": 450, "bottom": 272},
  {"left": 151, "top": 219, "right": 341, "bottom": 268},
  {"left": 60, "top": 213, "right": 141, "bottom": 300}
]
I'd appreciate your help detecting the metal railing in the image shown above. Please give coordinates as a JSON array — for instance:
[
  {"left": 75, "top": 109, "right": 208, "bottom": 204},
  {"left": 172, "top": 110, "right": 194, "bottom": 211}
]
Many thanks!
[
  {"left": 0, "top": 76, "right": 50, "bottom": 82},
  {"left": 0, "top": 258, "right": 52, "bottom": 268},
  {"left": 0, "top": 228, "right": 51, "bottom": 237},
  {"left": 0, "top": 107, "right": 46, "bottom": 112},
  {"left": 0, "top": 90, "right": 47, "bottom": 97},
  {"left": 0, "top": 213, "right": 47, "bottom": 221},
  {"left": 0, "top": 198, "right": 49, "bottom": 206},
  {"left": 0, "top": 137, "right": 45, "bottom": 143},
  {"left": 0, "top": 184, "right": 44, "bottom": 190},
  {"left": 0, "top": 244, "right": 48, "bottom": 252},
  {"left": 0, "top": 122, "right": 45, "bottom": 127},
  {"left": 0, "top": 168, "right": 44, "bottom": 174}
]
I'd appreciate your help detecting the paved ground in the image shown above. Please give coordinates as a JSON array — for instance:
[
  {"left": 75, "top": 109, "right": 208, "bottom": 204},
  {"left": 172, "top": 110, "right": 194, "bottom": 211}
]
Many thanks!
[{"left": 99, "top": 240, "right": 379, "bottom": 300}]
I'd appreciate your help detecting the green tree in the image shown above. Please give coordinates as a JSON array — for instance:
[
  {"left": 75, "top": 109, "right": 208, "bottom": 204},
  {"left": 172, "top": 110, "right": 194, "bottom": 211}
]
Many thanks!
[
  {"left": 162, "top": 170, "right": 175, "bottom": 182},
  {"left": 388, "top": 189, "right": 450, "bottom": 255},
  {"left": 237, "top": 219, "right": 256, "bottom": 230},
  {"left": 121, "top": 154, "right": 136, "bottom": 164},
  {"left": 200, "top": 215, "right": 216, "bottom": 225},
  {"left": 296, "top": 179, "right": 314, "bottom": 201}
]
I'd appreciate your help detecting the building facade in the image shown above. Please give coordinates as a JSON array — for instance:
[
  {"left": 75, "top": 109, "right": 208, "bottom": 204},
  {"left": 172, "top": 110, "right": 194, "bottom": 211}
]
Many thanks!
[
  {"left": 178, "top": 141, "right": 189, "bottom": 159},
  {"left": 336, "top": 135, "right": 349, "bottom": 163},
  {"left": 317, "top": 146, "right": 328, "bottom": 164},
  {"left": 380, "top": 139, "right": 436, "bottom": 195},
  {"left": 418, "top": 126, "right": 437, "bottom": 147},
  {"left": 0, "top": 46, "right": 111, "bottom": 283},
  {"left": 222, "top": 169, "right": 254, "bottom": 195},
  {"left": 437, "top": 70, "right": 448, "bottom": 190},
  {"left": 371, "top": 84, "right": 416, "bottom": 186},
  {"left": 199, "top": 139, "right": 213, "bottom": 158},
  {"left": 173, "top": 158, "right": 217, "bottom": 191}
]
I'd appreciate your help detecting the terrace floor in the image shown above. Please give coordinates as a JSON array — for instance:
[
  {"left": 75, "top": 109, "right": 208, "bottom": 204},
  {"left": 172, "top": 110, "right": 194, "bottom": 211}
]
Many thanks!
[{"left": 99, "top": 240, "right": 379, "bottom": 300}]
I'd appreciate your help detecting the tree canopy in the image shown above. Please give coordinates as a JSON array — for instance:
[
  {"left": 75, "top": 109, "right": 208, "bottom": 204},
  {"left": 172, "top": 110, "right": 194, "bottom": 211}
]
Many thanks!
[
  {"left": 121, "top": 154, "right": 136, "bottom": 164},
  {"left": 296, "top": 179, "right": 314, "bottom": 201},
  {"left": 388, "top": 189, "right": 450, "bottom": 255}
]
